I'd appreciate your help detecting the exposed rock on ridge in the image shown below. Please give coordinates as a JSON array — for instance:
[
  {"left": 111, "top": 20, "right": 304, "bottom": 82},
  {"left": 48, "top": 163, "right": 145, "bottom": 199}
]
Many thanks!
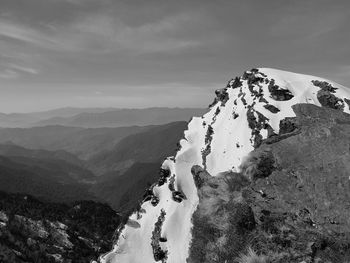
[
  {"left": 99, "top": 68, "right": 350, "bottom": 263},
  {"left": 188, "top": 104, "right": 350, "bottom": 263}
]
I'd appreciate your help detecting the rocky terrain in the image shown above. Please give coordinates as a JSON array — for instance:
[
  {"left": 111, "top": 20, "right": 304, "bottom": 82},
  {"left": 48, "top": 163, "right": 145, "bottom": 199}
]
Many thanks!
[
  {"left": 0, "top": 191, "right": 121, "bottom": 263},
  {"left": 189, "top": 103, "right": 350, "bottom": 263}
]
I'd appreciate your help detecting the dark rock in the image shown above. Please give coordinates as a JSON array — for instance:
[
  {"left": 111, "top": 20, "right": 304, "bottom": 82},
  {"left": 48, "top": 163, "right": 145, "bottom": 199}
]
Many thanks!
[
  {"left": 214, "top": 88, "right": 229, "bottom": 106},
  {"left": 158, "top": 168, "right": 171, "bottom": 186},
  {"left": 312, "top": 80, "right": 338, "bottom": 92},
  {"left": 159, "top": 237, "right": 167, "bottom": 242},
  {"left": 205, "top": 126, "right": 214, "bottom": 145},
  {"left": 246, "top": 107, "right": 270, "bottom": 148},
  {"left": 279, "top": 117, "right": 299, "bottom": 134},
  {"left": 151, "top": 210, "right": 167, "bottom": 262},
  {"left": 151, "top": 196, "right": 159, "bottom": 207},
  {"left": 263, "top": 104, "right": 280, "bottom": 113},
  {"left": 191, "top": 165, "right": 209, "bottom": 189},
  {"left": 202, "top": 126, "right": 214, "bottom": 167},
  {"left": 143, "top": 188, "right": 154, "bottom": 201},
  {"left": 312, "top": 80, "right": 345, "bottom": 110},
  {"left": 159, "top": 168, "right": 170, "bottom": 178},
  {"left": 157, "top": 177, "right": 167, "bottom": 186},
  {"left": 344, "top": 98, "right": 350, "bottom": 110},
  {"left": 317, "top": 89, "right": 344, "bottom": 110},
  {"left": 259, "top": 96, "right": 269, "bottom": 103},
  {"left": 230, "top": 77, "right": 242, "bottom": 89},
  {"left": 268, "top": 79, "right": 294, "bottom": 101},
  {"left": 172, "top": 191, "right": 187, "bottom": 203},
  {"left": 168, "top": 175, "right": 175, "bottom": 192}
]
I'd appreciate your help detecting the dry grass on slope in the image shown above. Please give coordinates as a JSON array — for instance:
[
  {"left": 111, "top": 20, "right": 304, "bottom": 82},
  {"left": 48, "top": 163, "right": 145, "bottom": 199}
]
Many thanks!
[{"left": 237, "top": 247, "right": 270, "bottom": 263}]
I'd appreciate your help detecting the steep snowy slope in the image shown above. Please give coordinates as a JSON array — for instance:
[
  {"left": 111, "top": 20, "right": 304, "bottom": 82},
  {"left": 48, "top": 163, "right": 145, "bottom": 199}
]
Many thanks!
[{"left": 98, "top": 68, "right": 350, "bottom": 263}]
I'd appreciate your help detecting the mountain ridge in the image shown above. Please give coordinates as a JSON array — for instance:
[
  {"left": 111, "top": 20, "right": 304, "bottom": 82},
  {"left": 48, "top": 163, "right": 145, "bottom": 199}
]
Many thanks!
[{"left": 98, "top": 68, "right": 350, "bottom": 263}]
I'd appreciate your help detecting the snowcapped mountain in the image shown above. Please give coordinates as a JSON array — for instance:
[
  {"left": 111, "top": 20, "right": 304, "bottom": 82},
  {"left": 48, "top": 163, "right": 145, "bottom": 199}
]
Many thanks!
[{"left": 98, "top": 68, "right": 350, "bottom": 263}]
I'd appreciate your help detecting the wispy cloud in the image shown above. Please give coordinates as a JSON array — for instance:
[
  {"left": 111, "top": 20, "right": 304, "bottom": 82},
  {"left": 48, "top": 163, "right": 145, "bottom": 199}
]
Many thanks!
[
  {"left": 8, "top": 64, "right": 39, "bottom": 74},
  {"left": 57, "top": 12, "right": 202, "bottom": 53},
  {"left": 0, "top": 69, "right": 19, "bottom": 79},
  {"left": 0, "top": 12, "right": 201, "bottom": 54},
  {"left": 0, "top": 19, "right": 63, "bottom": 50}
]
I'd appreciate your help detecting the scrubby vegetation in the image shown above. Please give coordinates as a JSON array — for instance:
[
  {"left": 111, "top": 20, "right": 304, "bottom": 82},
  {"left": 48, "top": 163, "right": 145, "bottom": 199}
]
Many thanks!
[
  {"left": 0, "top": 191, "right": 121, "bottom": 262},
  {"left": 239, "top": 150, "right": 275, "bottom": 181},
  {"left": 237, "top": 248, "right": 269, "bottom": 263},
  {"left": 189, "top": 104, "right": 350, "bottom": 263}
]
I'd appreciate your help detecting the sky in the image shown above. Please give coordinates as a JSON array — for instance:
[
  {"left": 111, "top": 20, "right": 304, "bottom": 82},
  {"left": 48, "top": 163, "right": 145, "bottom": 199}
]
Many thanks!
[{"left": 0, "top": 0, "right": 349, "bottom": 113}]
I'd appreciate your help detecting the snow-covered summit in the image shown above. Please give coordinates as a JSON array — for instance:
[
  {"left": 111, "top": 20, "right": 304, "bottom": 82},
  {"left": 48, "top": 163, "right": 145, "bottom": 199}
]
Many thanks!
[{"left": 98, "top": 68, "right": 350, "bottom": 263}]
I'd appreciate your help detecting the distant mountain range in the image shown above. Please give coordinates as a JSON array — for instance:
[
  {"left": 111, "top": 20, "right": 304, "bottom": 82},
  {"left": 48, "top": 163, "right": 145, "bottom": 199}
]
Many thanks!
[
  {"left": 0, "top": 121, "right": 187, "bottom": 211},
  {"left": 0, "top": 107, "right": 118, "bottom": 128},
  {"left": 0, "top": 125, "right": 153, "bottom": 159},
  {"left": 89, "top": 121, "right": 187, "bottom": 175},
  {"left": 0, "top": 107, "right": 206, "bottom": 128}
]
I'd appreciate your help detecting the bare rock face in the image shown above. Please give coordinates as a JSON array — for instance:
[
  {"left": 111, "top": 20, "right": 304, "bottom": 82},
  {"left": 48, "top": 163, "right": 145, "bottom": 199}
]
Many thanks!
[
  {"left": 312, "top": 80, "right": 345, "bottom": 110},
  {"left": 188, "top": 104, "right": 350, "bottom": 263}
]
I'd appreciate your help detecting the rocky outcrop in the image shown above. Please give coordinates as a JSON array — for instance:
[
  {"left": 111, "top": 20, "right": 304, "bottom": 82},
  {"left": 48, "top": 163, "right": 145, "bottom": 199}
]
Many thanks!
[
  {"left": 188, "top": 104, "right": 350, "bottom": 263},
  {"left": 151, "top": 210, "right": 167, "bottom": 262},
  {"left": 312, "top": 80, "right": 345, "bottom": 110},
  {"left": 268, "top": 79, "right": 294, "bottom": 101}
]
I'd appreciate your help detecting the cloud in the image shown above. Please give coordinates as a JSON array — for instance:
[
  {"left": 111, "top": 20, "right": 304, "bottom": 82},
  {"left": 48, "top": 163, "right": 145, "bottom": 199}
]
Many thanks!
[
  {"left": 0, "top": 69, "right": 18, "bottom": 79},
  {"left": 8, "top": 64, "right": 39, "bottom": 74},
  {"left": 0, "top": 12, "right": 201, "bottom": 55},
  {"left": 63, "top": 12, "right": 202, "bottom": 53},
  {"left": 0, "top": 19, "right": 63, "bottom": 50}
]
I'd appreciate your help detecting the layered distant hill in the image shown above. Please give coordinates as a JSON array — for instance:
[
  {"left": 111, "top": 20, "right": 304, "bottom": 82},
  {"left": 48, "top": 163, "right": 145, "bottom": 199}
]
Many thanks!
[
  {"left": 0, "top": 153, "right": 95, "bottom": 203},
  {"left": 0, "top": 107, "right": 118, "bottom": 128},
  {"left": 0, "top": 107, "right": 206, "bottom": 128},
  {"left": 89, "top": 121, "right": 187, "bottom": 175},
  {"left": 0, "top": 125, "right": 153, "bottom": 159},
  {"left": 0, "top": 121, "right": 188, "bottom": 211}
]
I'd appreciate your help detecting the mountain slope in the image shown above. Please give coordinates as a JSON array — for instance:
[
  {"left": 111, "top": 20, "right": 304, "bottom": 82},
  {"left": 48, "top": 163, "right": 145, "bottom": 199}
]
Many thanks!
[
  {"left": 91, "top": 162, "right": 161, "bottom": 212},
  {"left": 0, "top": 143, "right": 84, "bottom": 167},
  {"left": 34, "top": 108, "right": 206, "bottom": 128},
  {"left": 0, "top": 154, "right": 95, "bottom": 203},
  {"left": 98, "top": 68, "right": 350, "bottom": 263},
  {"left": 0, "top": 191, "right": 120, "bottom": 262},
  {"left": 89, "top": 122, "right": 187, "bottom": 175},
  {"left": 0, "top": 125, "right": 151, "bottom": 160},
  {"left": 189, "top": 103, "right": 350, "bottom": 262}
]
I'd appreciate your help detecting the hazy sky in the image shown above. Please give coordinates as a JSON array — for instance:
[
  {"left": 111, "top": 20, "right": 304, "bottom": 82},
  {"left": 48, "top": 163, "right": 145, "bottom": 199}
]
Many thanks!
[{"left": 0, "top": 0, "right": 349, "bottom": 112}]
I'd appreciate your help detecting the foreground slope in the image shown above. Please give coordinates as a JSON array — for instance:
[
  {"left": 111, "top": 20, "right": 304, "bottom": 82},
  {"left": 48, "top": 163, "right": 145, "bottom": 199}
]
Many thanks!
[
  {"left": 0, "top": 191, "right": 120, "bottom": 262},
  {"left": 190, "top": 103, "right": 350, "bottom": 262},
  {"left": 99, "top": 68, "right": 350, "bottom": 263}
]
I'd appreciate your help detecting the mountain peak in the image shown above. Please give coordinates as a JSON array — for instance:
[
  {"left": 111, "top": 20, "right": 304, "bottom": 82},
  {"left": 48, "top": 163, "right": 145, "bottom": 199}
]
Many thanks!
[{"left": 99, "top": 68, "right": 350, "bottom": 263}]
